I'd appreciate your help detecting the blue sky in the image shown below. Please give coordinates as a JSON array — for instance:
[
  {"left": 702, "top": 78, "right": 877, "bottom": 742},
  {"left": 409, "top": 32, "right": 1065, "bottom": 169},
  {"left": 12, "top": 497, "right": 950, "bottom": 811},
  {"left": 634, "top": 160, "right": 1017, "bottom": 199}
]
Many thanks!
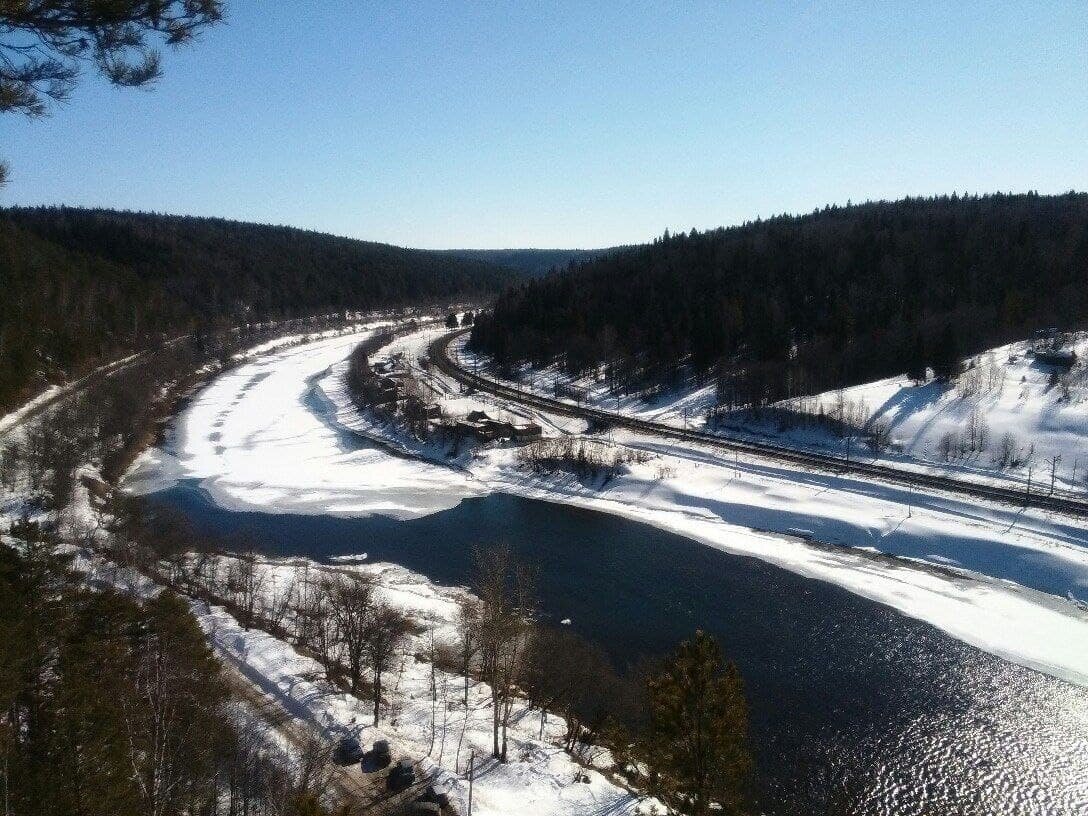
[{"left": 2, "top": 1, "right": 1086, "bottom": 248}]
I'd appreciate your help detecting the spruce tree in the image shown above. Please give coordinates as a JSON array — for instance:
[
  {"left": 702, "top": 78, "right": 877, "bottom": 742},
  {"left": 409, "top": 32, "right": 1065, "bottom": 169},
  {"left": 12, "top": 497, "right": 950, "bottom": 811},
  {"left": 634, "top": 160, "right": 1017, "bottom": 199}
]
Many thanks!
[{"left": 642, "top": 630, "right": 752, "bottom": 816}]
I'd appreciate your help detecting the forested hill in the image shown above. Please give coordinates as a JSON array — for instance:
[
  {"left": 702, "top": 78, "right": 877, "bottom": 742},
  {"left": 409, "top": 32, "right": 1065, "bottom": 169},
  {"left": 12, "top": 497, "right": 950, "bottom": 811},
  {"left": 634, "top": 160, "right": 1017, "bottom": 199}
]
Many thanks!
[
  {"left": 0, "top": 207, "right": 517, "bottom": 411},
  {"left": 435, "top": 247, "right": 618, "bottom": 277},
  {"left": 471, "top": 193, "right": 1088, "bottom": 406}
]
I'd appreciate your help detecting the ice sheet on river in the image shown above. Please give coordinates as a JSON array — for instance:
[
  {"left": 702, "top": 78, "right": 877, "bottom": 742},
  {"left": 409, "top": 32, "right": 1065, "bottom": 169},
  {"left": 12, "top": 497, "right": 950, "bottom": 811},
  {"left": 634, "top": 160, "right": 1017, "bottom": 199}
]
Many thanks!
[{"left": 126, "top": 331, "right": 484, "bottom": 519}]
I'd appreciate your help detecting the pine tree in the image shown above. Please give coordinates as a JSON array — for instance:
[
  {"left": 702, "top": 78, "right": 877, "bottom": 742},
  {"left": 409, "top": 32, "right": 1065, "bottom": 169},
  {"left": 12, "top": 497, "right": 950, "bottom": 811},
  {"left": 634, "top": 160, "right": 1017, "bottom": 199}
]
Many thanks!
[
  {"left": 641, "top": 630, "right": 751, "bottom": 816},
  {"left": 931, "top": 323, "right": 962, "bottom": 381},
  {"left": 1, "top": 2, "right": 224, "bottom": 182}
]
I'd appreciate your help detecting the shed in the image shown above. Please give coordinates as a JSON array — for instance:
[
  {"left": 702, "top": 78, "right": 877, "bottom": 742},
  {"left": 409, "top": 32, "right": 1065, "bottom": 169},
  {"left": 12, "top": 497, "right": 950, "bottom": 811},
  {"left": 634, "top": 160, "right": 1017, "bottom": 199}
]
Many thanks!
[{"left": 511, "top": 422, "right": 543, "bottom": 441}]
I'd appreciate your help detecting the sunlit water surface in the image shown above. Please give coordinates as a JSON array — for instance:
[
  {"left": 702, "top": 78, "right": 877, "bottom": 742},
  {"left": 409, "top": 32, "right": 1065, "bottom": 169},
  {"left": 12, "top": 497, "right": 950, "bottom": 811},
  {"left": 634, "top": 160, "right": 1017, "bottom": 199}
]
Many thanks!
[{"left": 148, "top": 478, "right": 1088, "bottom": 815}]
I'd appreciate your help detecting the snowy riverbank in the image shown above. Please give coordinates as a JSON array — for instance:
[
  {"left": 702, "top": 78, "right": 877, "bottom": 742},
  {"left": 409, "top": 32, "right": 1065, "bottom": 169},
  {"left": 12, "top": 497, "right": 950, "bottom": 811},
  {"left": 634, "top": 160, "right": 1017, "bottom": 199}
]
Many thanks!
[
  {"left": 70, "top": 535, "right": 651, "bottom": 816},
  {"left": 454, "top": 333, "right": 1088, "bottom": 497},
  {"left": 126, "top": 325, "right": 1088, "bottom": 687}
]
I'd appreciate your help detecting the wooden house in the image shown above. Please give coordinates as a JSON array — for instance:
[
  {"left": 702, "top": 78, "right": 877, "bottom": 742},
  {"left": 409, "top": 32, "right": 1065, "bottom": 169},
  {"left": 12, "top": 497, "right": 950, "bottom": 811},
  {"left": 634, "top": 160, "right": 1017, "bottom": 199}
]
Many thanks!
[{"left": 511, "top": 422, "right": 543, "bottom": 442}]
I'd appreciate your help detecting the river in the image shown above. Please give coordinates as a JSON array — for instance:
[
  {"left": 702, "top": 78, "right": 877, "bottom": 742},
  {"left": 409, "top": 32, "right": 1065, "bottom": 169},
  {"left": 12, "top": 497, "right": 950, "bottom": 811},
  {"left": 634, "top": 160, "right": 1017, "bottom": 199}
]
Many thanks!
[
  {"left": 132, "top": 330, "right": 1088, "bottom": 813},
  {"left": 149, "top": 477, "right": 1088, "bottom": 814}
]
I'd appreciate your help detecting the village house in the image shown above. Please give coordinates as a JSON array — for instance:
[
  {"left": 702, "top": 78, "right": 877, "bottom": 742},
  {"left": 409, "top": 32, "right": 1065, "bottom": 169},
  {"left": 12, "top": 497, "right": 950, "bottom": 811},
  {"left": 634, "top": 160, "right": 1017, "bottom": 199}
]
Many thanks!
[
  {"left": 450, "top": 411, "right": 542, "bottom": 444},
  {"left": 511, "top": 422, "right": 543, "bottom": 441}
]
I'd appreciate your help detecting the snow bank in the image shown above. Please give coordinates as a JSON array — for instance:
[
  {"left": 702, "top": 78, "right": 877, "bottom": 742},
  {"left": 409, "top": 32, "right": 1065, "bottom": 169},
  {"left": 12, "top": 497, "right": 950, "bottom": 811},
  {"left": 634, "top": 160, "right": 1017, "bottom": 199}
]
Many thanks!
[
  {"left": 197, "top": 553, "right": 650, "bottom": 816},
  {"left": 64, "top": 532, "right": 649, "bottom": 816}
]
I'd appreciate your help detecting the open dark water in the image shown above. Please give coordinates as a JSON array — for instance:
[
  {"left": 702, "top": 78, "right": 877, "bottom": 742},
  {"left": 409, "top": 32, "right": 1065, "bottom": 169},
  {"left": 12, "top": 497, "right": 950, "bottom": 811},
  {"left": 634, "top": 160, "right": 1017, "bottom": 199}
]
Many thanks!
[{"left": 150, "top": 481, "right": 1088, "bottom": 815}]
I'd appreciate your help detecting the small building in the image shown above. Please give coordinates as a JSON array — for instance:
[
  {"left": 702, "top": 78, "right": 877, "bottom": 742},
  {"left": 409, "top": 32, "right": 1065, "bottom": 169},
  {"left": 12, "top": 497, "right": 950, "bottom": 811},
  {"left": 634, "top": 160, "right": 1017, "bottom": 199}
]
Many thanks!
[
  {"left": 511, "top": 422, "right": 543, "bottom": 442},
  {"left": 474, "top": 424, "right": 501, "bottom": 442},
  {"left": 454, "top": 420, "right": 500, "bottom": 442},
  {"left": 466, "top": 410, "right": 492, "bottom": 423},
  {"left": 481, "top": 419, "right": 515, "bottom": 437},
  {"left": 453, "top": 420, "right": 476, "bottom": 437}
]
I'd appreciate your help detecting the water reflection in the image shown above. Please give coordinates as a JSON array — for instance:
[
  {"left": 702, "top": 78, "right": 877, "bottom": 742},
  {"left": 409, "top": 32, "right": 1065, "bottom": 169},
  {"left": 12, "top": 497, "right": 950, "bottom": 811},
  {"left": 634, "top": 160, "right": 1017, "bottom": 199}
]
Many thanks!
[{"left": 150, "top": 483, "right": 1088, "bottom": 814}]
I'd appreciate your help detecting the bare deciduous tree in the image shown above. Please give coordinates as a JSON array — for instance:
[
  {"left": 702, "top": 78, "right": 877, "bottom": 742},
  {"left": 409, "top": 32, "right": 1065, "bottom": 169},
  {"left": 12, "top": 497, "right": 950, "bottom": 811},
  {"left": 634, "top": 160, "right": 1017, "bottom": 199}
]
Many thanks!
[
  {"left": 328, "top": 573, "right": 375, "bottom": 694},
  {"left": 365, "top": 604, "right": 411, "bottom": 726},
  {"left": 227, "top": 550, "right": 265, "bottom": 631},
  {"left": 471, "top": 545, "right": 535, "bottom": 762}
]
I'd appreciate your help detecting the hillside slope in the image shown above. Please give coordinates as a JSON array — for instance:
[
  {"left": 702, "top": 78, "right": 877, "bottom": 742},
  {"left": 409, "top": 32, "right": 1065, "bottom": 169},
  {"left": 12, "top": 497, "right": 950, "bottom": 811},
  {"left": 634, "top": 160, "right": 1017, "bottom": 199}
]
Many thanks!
[
  {"left": 0, "top": 207, "right": 517, "bottom": 410},
  {"left": 435, "top": 247, "right": 617, "bottom": 277},
  {"left": 471, "top": 193, "right": 1088, "bottom": 406},
  {"left": 464, "top": 329, "right": 1088, "bottom": 494},
  {"left": 803, "top": 334, "right": 1088, "bottom": 489}
]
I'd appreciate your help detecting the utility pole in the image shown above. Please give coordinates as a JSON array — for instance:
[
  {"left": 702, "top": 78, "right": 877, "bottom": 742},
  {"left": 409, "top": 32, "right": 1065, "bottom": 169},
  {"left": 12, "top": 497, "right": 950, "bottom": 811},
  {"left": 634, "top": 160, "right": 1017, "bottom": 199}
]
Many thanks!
[
  {"left": 1047, "top": 454, "right": 1062, "bottom": 496},
  {"left": 468, "top": 751, "right": 475, "bottom": 816}
]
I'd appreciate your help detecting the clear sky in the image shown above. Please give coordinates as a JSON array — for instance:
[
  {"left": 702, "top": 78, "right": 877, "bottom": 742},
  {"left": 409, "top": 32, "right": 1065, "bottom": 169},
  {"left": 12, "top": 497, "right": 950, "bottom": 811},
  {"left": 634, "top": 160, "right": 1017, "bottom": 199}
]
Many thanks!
[{"left": 2, "top": 1, "right": 1086, "bottom": 249}]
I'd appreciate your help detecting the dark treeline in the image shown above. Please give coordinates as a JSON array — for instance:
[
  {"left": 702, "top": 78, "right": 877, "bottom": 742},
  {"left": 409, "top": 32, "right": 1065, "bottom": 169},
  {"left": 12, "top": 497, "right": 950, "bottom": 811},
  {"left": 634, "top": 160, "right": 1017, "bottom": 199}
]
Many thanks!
[
  {"left": 0, "top": 519, "right": 346, "bottom": 816},
  {"left": 0, "top": 206, "right": 515, "bottom": 411},
  {"left": 471, "top": 193, "right": 1088, "bottom": 406}
]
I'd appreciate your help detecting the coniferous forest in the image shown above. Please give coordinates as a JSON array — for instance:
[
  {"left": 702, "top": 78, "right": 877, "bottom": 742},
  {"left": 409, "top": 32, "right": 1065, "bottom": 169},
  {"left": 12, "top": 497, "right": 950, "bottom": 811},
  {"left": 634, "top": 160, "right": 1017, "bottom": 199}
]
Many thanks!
[
  {"left": 471, "top": 193, "right": 1088, "bottom": 406},
  {"left": 0, "top": 207, "right": 518, "bottom": 411}
]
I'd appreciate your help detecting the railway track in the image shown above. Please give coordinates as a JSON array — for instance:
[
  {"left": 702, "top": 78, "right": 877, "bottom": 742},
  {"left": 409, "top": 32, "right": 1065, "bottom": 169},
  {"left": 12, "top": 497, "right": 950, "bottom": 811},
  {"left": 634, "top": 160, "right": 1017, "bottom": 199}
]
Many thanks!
[{"left": 431, "top": 329, "right": 1088, "bottom": 519}]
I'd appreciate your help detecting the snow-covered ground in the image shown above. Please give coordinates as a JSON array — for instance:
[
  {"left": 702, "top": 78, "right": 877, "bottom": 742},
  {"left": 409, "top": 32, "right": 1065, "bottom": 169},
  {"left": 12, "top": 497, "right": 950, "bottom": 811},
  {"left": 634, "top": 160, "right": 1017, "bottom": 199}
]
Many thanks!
[
  {"left": 195, "top": 554, "right": 648, "bottom": 816},
  {"left": 66, "top": 534, "right": 648, "bottom": 816},
  {"left": 127, "top": 324, "right": 1088, "bottom": 689},
  {"left": 464, "top": 334, "right": 1088, "bottom": 495}
]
